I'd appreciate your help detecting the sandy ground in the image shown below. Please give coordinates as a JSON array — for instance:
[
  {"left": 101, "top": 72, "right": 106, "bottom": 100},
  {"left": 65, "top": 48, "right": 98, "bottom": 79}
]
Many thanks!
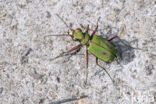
[{"left": 0, "top": 0, "right": 156, "bottom": 104}]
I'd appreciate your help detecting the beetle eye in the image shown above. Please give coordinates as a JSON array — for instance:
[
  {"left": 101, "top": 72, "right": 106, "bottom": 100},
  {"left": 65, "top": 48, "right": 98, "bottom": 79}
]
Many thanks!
[{"left": 76, "top": 28, "right": 82, "bottom": 32}]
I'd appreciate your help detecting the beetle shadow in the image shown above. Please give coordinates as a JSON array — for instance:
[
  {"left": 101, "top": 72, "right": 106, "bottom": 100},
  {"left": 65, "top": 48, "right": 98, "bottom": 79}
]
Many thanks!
[{"left": 112, "top": 39, "right": 137, "bottom": 65}]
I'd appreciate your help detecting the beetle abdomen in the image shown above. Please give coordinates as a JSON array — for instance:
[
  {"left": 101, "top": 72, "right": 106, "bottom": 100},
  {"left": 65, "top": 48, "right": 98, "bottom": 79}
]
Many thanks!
[{"left": 88, "top": 35, "right": 117, "bottom": 62}]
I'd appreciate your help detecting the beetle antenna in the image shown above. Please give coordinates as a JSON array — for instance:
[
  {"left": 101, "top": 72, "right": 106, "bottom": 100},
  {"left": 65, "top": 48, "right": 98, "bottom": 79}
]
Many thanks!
[
  {"left": 56, "top": 14, "right": 74, "bottom": 31},
  {"left": 45, "top": 34, "right": 69, "bottom": 37},
  {"left": 43, "top": 34, "right": 69, "bottom": 40}
]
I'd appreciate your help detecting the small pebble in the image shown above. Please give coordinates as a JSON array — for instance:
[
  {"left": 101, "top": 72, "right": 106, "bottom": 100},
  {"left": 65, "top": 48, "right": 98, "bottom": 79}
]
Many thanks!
[
  {"left": 146, "top": 64, "right": 153, "bottom": 75},
  {"left": 46, "top": 11, "right": 51, "bottom": 18},
  {"left": 0, "top": 87, "right": 3, "bottom": 93},
  {"left": 29, "top": 73, "right": 44, "bottom": 79}
]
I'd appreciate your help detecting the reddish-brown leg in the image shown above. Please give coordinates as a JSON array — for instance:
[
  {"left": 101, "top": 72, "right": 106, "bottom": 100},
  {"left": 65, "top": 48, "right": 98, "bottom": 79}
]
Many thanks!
[
  {"left": 91, "top": 18, "right": 100, "bottom": 38},
  {"left": 108, "top": 36, "right": 118, "bottom": 41},
  {"left": 51, "top": 44, "right": 82, "bottom": 61},
  {"left": 85, "top": 48, "right": 89, "bottom": 84},
  {"left": 67, "top": 44, "right": 82, "bottom": 53},
  {"left": 91, "top": 25, "right": 98, "bottom": 38}
]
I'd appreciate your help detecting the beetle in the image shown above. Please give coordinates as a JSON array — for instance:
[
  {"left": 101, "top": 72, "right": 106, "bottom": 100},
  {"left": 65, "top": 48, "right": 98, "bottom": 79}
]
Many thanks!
[{"left": 49, "top": 14, "right": 140, "bottom": 84}]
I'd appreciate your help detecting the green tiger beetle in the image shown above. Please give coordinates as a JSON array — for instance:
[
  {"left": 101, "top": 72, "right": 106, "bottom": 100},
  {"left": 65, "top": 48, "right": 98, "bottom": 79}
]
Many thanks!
[{"left": 49, "top": 14, "right": 143, "bottom": 84}]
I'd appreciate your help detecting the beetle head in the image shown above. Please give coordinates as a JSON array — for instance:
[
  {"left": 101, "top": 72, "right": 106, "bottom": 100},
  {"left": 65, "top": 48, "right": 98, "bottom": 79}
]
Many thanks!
[{"left": 69, "top": 28, "right": 84, "bottom": 41}]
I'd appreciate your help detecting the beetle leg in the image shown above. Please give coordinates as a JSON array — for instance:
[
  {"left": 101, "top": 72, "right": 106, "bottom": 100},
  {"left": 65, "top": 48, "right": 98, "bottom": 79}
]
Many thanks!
[
  {"left": 117, "top": 37, "right": 143, "bottom": 50},
  {"left": 117, "top": 36, "right": 143, "bottom": 50},
  {"left": 108, "top": 36, "right": 117, "bottom": 41},
  {"left": 96, "top": 58, "right": 115, "bottom": 84},
  {"left": 67, "top": 44, "right": 82, "bottom": 53},
  {"left": 85, "top": 48, "right": 89, "bottom": 84},
  {"left": 91, "top": 17, "right": 100, "bottom": 38},
  {"left": 90, "top": 25, "right": 98, "bottom": 38},
  {"left": 108, "top": 36, "right": 143, "bottom": 50},
  {"left": 50, "top": 44, "right": 82, "bottom": 61},
  {"left": 108, "top": 24, "right": 143, "bottom": 50}
]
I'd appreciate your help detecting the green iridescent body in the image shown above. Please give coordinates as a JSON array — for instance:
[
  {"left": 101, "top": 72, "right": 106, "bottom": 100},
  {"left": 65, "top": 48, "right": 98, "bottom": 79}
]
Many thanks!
[
  {"left": 52, "top": 14, "right": 121, "bottom": 84},
  {"left": 72, "top": 29, "right": 117, "bottom": 63}
]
